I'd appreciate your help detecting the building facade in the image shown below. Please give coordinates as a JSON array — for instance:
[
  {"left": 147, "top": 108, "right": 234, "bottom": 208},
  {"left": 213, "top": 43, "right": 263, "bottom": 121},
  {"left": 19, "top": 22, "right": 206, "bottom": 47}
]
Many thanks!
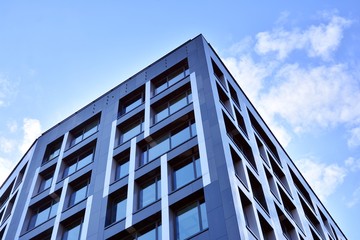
[{"left": 0, "top": 35, "right": 347, "bottom": 240}]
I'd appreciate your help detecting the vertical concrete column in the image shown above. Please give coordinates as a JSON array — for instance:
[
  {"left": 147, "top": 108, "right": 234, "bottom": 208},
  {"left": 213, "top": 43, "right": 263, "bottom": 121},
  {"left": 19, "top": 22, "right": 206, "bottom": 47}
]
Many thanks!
[
  {"left": 125, "top": 138, "right": 137, "bottom": 228},
  {"left": 190, "top": 72, "right": 211, "bottom": 186},
  {"left": 160, "top": 154, "right": 170, "bottom": 240},
  {"left": 103, "top": 120, "right": 117, "bottom": 197},
  {"left": 144, "top": 81, "right": 151, "bottom": 138},
  {"left": 51, "top": 177, "right": 69, "bottom": 240},
  {"left": 80, "top": 195, "right": 93, "bottom": 240}
]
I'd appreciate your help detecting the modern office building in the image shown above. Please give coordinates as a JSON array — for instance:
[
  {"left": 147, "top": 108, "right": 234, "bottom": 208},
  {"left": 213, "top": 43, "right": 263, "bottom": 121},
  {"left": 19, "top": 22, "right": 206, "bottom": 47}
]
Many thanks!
[{"left": 0, "top": 34, "right": 347, "bottom": 240}]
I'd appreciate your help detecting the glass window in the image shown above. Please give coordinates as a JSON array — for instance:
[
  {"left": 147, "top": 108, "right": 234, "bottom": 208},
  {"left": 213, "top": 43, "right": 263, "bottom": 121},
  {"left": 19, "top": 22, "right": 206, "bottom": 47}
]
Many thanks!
[
  {"left": 173, "top": 155, "right": 201, "bottom": 190},
  {"left": 62, "top": 219, "right": 83, "bottom": 240},
  {"left": 107, "top": 195, "right": 127, "bottom": 225},
  {"left": 69, "top": 179, "right": 89, "bottom": 207},
  {"left": 63, "top": 149, "right": 94, "bottom": 178},
  {"left": 137, "top": 222, "right": 162, "bottom": 240},
  {"left": 176, "top": 200, "right": 208, "bottom": 240},
  {"left": 28, "top": 200, "right": 59, "bottom": 230},
  {"left": 120, "top": 118, "right": 144, "bottom": 144},
  {"left": 71, "top": 119, "right": 99, "bottom": 147},
  {"left": 120, "top": 92, "right": 144, "bottom": 116},
  {"left": 115, "top": 156, "right": 129, "bottom": 181},
  {"left": 139, "top": 177, "right": 161, "bottom": 209},
  {"left": 154, "top": 90, "right": 192, "bottom": 124},
  {"left": 153, "top": 62, "right": 189, "bottom": 95},
  {"left": 43, "top": 138, "right": 63, "bottom": 164},
  {"left": 38, "top": 173, "right": 53, "bottom": 193},
  {"left": 141, "top": 119, "right": 196, "bottom": 166}
]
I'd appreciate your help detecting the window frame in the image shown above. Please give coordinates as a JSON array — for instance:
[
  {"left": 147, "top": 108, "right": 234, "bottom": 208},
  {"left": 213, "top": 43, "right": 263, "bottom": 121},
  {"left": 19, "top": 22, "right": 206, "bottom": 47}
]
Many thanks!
[
  {"left": 173, "top": 153, "right": 201, "bottom": 190},
  {"left": 141, "top": 119, "right": 196, "bottom": 166},
  {"left": 62, "top": 218, "right": 83, "bottom": 240},
  {"left": 28, "top": 199, "right": 59, "bottom": 230},
  {"left": 138, "top": 176, "right": 161, "bottom": 209},
  {"left": 175, "top": 199, "right": 208, "bottom": 240},
  {"left": 68, "top": 178, "right": 90, "bottom": 208},
  {"left": 153, "top": 89, "right": 192, "bottom": 124},
  {"left": 70, "top": 119, "right": 99, "bottom": 147},
  {"left": 63, "top": 148, "right": 94, "bottom": 178}
]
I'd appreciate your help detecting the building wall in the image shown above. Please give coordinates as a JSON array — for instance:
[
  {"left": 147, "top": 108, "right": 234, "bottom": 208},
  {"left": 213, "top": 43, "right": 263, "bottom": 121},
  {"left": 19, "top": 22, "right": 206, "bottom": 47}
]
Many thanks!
[{"left": 0, "top": 35, "right": 347, "bottom": 240}]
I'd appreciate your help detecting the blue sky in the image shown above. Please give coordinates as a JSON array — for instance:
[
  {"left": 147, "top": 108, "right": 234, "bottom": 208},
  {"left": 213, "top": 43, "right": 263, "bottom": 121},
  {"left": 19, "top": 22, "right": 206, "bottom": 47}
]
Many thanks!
[{"left": 0, "top": 1, "right": 359, "bottom": 239}]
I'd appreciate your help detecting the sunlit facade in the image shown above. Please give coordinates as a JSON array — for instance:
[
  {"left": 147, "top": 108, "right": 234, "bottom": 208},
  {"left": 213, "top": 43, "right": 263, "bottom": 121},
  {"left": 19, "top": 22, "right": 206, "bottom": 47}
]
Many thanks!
[{"left": 0, "top": 35, "right": 347, "bottom": 240}]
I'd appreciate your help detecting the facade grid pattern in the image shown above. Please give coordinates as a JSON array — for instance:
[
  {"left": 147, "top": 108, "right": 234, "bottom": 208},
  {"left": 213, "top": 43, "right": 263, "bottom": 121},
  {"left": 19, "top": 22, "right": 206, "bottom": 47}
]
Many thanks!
[{"left": 0, "top": 35, "right": 347, "bottom": 240}]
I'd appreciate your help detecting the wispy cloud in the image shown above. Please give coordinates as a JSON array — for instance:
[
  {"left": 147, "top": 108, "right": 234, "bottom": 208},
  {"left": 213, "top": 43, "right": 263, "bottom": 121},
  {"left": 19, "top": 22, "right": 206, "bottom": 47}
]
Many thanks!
[
  {"left": 347, "top": 186, "right": 360, "bottom": 208},
  {"left": 255, "top": 14, "right": 351, "bottom": 61},
  {"left": 19, "top": 118, "right": 42, "bottom": 154},
  {"left": 0, "top": 75, "right": 17, "bottom": 108},
  {"left": 223, "top": 11, "right": 359, "bottom": 148},
  {"left": 295, "top": 158, "right": 347, "bottom": 201}
]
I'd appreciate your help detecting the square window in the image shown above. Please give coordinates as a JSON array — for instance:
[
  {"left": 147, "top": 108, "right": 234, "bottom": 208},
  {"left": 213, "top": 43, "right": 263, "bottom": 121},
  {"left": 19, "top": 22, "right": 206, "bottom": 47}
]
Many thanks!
[
  {"left": 43, "top": 137, "right": 63, "bottom": 164},
  {"left": 173, "top": 153, "right": 201, "bottom": 190},
  {"left": 62, "top": 218, "right": 83, "bottom": 240},
  {"left": 176, "top": 200, "right": 208, "bottom": 240},
  {"left": 139, "top": 176, "right": 161, "bottom": 209},
  {"left": 28, "top": 199, "right": 59, "bottom": 230},
  {"left": 63, "top": 148, "right": 94, "bottom": 178},
  {"left": 68, "top": 179, "right": 90, "bottom": 207},
  {"left": 70, "top": 116, "right": 100, "bottom": 147}
]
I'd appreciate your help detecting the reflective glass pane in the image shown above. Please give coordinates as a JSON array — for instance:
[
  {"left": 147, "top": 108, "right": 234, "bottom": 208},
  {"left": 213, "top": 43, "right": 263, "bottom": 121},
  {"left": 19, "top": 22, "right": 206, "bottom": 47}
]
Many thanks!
[
  {"left": 140, "top": 181, "right": 157, "bottom": 208},
  {"left": 138, "top": 227, "right": 156, "bottom": 240},
  {"left": 195, "top": 158, "right": 201, "bottom": 178},
  {"left": 116, "top": 161, "right": 129, "bottom": 180},
  {"left": 48, "top": 148, "right": 60, "bottom": 161},
  {"left": 148, "top": 138, "right": 170, "bottom": 162},
  {"left": 114, "top": 198, "right": 127, "bottom": 222},
  {"left": 77, "top": 152, "right": 93, "bottom": 169},
  {"left": 191, "top": 122, "right": 196, "bottom": 136},
  {"left": 63, "top": 222, "right": 81, "bottom": 240},
  {"left": 70, "top": 185, "right": 88, "bottom": 206},
  {"left": 35, "top": 207, "right": 50, "bottom": 226},
  {"left": 49, "top": 202, "right": 58, "bottom": 218},
  {"left": 64, "top": 163, "right": 77, "bottom": 177},
  {"left": 171, "top": 127, "right": 190, "bottom": 148},
  {"left": 83, "top": 121, "right": 98, "bottom": 139},
  {"left": 125, "top": 97, "right": 142, "bottom": 113},
  {"left": 168, "top": 69, "right": 185, "bottom": 86},
  {"left": 155, "top": 107, "right": 168, "bottom": 123},
  {"left": 39, "top": 176, "right": 53, "bottom": 192},
  {"left": 200, "top": 203, "right": 208, "bottom": 229},
  {"left": 72, "top": 135, "right": 83, "bottom": 146},
  {"left": 174, "top": 163, "right": 194, "bottom": 189},
  {"left": 154, "top": 79, "right": 167, "bottom": 95},
  {"left": 169, "top": 94, "right": 187, "bottom": 115},
  {"left": 122, "top": 122, "right": 142, "bottom": 143},
  {"left": 177, "top": 204, "right": 200, "bottom": 240}
]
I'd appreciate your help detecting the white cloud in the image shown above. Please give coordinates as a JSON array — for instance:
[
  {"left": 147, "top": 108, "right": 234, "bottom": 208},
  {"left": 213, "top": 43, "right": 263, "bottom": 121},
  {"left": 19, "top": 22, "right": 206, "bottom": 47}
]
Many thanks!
[
  {"left": 347, "top": 185, "right": 360, "bottom": 208},
  {"left": 0, "top": 75, "right": 17, "bottom": 108},
  {"left": 295, "top": 158, "right": 347, "bottom": 201},
  {"left": 259, "top": 63, "right": 360, "bottom": 132},
  {"left": 348, "top": 127, "right": 360, "bottom": 148},
  {"left": 345, "top": 157, "right": 360, "bottom": 172},
  {"left": 7, "top": 120, "right": 18, "bottom": 133},
  {"left": 223, "top": 55, "right": 275, "bottom": 104},
  {"left": 255, "top": 14, "right": 351, "bottom": 61},
  {"left": 0, "top": 137, "right": 16, "bottom": 153},
  {"left": 0, "top": 157, "right": 14, "bottom": 187},
  {"left": 19, "top": 118, "right": 42, "bottom": 154}
]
